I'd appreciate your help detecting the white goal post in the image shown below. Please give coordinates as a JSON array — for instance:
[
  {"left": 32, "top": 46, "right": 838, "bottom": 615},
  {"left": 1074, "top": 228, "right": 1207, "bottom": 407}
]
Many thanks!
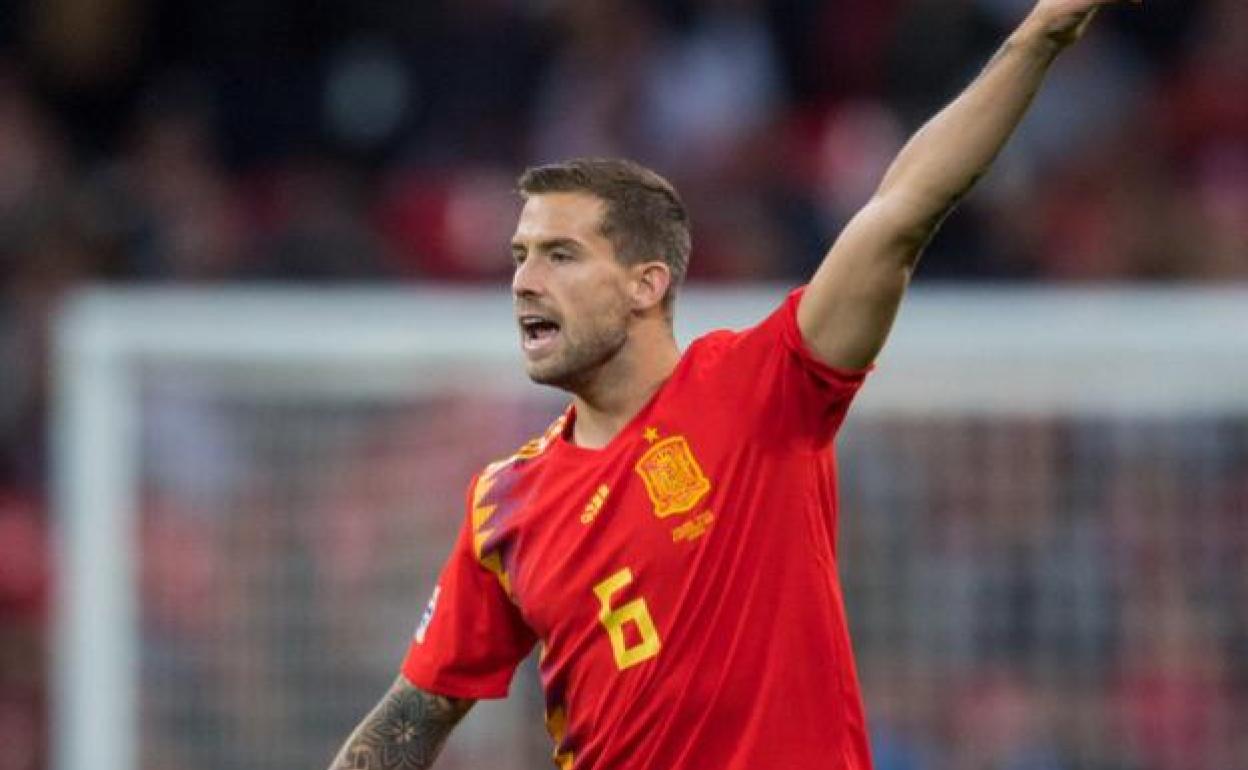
[{"left": 52, "top": 285, "right": 1248, "bottom": 770}]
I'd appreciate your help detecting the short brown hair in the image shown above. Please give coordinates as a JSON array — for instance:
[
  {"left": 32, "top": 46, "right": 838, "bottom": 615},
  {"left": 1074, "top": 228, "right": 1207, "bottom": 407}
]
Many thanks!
[{"left": 518, "top": 158, "right": 691, "bottom": 310}]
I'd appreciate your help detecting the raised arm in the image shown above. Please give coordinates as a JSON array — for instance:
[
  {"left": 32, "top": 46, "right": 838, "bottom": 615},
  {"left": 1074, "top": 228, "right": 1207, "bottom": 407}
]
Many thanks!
[
  {"left": 797, "top": 0, "right": 1140, "bottom": 370},
  {"left": 328, "top": 676, "right": 474, "bottom": 770}
]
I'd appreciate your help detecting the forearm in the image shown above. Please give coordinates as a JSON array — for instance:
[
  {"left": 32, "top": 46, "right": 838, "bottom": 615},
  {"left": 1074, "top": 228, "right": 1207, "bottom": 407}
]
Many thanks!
[
  {"left": 797, "top": 1, "right": 1132, "bottom": 369},
  {"left": 875, "top": 13, "right": 1068, "bottom": 241},
  {"left": 329, "top": 677, "right": 473, "bottom": 770}
]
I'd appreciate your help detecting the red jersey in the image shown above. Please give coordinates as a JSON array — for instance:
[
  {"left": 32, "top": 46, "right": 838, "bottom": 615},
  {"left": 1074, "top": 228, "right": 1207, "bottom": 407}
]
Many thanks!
[{"left": 403, "top": 289, "right": 873, "bottom": 770}]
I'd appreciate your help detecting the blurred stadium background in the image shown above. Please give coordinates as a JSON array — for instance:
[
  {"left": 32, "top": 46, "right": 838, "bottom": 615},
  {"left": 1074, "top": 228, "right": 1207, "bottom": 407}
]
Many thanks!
[{"left": 1, "top": 1, "right": 1246, "bottom": 769}]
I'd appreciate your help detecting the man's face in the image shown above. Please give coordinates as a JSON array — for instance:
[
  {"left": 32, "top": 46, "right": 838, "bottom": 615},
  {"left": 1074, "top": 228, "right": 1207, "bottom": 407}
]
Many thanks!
[{"left": 510, "top": 192, "right": 633, "bottom": 390}]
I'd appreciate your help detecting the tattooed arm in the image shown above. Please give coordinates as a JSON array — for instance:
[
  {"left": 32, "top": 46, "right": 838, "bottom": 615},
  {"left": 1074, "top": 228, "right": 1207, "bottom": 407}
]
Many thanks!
[{"left": 329, "top": 676, "right": 475, "bottom": 770}]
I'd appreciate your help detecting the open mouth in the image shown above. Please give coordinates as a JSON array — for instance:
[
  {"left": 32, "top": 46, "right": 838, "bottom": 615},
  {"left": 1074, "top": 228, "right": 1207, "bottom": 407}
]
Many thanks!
[{"left": 519, "top": 314, "right": 562, "bottom": 355}]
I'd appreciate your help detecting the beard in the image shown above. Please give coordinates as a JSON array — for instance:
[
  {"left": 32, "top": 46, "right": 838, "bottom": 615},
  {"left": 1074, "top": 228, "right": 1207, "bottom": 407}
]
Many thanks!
[{"left": 525, "top": 302, "right": 630, "bottom": 392}]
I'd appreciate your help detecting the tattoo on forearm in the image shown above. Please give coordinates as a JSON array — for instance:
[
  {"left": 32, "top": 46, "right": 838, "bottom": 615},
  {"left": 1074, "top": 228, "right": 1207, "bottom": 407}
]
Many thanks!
[{"left": 330, "top": 683, "right": 472, "bottom": 770}]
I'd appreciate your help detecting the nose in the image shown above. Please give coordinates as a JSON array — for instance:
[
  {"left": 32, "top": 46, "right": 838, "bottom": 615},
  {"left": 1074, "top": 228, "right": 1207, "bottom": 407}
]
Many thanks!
[{"left": 511, "top": 254, "right": 545, "bottom": 300}]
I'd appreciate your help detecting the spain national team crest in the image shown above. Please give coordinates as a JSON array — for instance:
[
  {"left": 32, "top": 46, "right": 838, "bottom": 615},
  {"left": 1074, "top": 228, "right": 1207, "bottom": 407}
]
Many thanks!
[{"left": 635, "top": 433, "right": 712, "bottom": 518}]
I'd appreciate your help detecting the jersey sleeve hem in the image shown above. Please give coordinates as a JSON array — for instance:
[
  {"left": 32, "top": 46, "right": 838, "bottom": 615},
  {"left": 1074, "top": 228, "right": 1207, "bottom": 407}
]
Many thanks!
[
  {"left": 400, "top": 662, "right": 511, "bottom": 701},
  {"left": 781, "top": 287, "right": 873, "bottom": 390}
]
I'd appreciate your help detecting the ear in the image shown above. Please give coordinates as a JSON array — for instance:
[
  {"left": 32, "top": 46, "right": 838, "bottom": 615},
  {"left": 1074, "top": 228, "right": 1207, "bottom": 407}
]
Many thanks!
[{"left": 628, "top": 261, "right": 672, "bottom": 314}]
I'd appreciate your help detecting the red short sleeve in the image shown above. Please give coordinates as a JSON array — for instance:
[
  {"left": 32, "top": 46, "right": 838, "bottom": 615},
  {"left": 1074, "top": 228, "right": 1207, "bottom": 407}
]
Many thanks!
[
  {"left": 701, "top": 286, "right": 870, "bottom": 443},
  {"left": 400, "top": 479, "right": 537, "bottom": 699},
  {"left": 774, "top": 286, "right": 872, "bottom": 399}
]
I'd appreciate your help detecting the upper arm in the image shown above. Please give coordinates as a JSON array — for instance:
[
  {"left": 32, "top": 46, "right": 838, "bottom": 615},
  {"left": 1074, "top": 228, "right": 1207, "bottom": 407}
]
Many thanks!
[
  {"left": 715, "top": 293, "right": 869, "bottom": 445},
  {"left": 401, "top": 471, "right": 538, "bottom": 699},
  {"left": 796, "top": 193, "right": 931, "bottom": 371}
]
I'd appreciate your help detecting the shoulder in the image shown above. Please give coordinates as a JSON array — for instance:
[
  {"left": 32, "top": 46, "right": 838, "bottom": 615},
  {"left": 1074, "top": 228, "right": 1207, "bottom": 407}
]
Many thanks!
[
  {"left": 472, "top": 411, "right": 568, "bottom": 488},
  {"left": 684, "top": 327, "right": 738, "bottom": 362},
  {"left": 680, "top": 289, "right": 802, "bottom": 370}
]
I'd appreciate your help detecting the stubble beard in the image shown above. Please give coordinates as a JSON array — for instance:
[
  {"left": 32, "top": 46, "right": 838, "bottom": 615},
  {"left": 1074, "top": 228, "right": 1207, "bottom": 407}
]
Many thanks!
[{"left": 525, "top": 310, "right": 630, "bottom": 393}]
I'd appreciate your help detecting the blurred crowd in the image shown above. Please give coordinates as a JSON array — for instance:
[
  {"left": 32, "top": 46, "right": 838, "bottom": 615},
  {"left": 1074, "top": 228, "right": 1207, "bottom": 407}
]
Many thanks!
[
  {"left": 0, "top": 1, "right": 1246, "bottom": 769},
  {"left": 839, "top": 417, "right": 1248, "bottom": 770}
]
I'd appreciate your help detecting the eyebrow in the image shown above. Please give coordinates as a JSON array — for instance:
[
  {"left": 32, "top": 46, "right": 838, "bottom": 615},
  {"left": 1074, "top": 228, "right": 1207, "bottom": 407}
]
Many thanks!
[{"left": 511, "top": 237, "right": 583, "bottom": 253}]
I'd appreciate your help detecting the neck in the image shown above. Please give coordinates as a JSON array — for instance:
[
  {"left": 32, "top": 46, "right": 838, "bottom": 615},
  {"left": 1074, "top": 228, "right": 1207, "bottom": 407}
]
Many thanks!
[{"left": 569, "top": 323, "right": 680, "bottom": 449}]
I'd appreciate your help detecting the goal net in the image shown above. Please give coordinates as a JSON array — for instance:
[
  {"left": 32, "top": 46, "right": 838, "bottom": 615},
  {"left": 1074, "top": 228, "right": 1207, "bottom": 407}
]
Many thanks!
[{"left": 53, "top": 286, "right": 1248, "bottom": 770}]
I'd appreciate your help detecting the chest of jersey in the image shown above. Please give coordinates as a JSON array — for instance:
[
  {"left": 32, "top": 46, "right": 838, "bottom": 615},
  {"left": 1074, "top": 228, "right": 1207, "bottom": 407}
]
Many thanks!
[
  {"left": 482, "top": 401, "right": 825, "bottom": 677},
  {"left": 497, "top": 421, "right": 725, "bottom": 648},
  {"left": 475, "top": 399, "right": 846, "bottom": 769}
]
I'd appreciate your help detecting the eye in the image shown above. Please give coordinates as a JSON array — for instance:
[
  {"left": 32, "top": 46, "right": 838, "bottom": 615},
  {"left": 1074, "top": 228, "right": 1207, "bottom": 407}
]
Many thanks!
[
  {"left": 550, "top": 250, "right": 573, "bottom": 263},
  {"left": 511, "top": 250, "right": 526, "bottom": 267}
]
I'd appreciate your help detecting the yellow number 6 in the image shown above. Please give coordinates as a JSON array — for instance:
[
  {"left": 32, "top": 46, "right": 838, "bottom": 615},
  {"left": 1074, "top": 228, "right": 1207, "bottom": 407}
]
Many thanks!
[{"left": 593, "top": 568, "right": 661, "bottom": 670}]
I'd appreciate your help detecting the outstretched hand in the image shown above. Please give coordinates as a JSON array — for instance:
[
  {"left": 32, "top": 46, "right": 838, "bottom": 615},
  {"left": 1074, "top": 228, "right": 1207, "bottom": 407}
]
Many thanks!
[{"left": 1028, "top": 0, "right": 1142, "bottom": 48}]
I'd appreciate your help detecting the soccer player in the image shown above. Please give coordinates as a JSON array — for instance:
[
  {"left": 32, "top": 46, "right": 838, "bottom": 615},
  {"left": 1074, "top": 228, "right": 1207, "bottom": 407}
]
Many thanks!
[{"left": 328, "top": 1, "right": 1138, "bottom": 768}]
